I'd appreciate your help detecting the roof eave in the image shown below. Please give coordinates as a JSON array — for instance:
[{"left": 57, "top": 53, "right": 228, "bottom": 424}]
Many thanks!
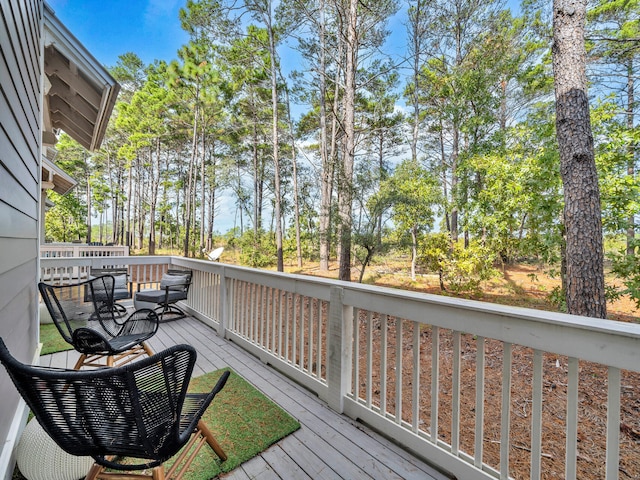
[{"left": 43, "top": 4, "right": 120, "bottom": 151}]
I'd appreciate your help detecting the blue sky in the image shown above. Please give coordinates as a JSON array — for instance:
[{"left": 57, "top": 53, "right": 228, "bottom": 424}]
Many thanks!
[
  {"left": 49, "top": 0, "right": 522, "bottom": 72},
  {"left": 48, "top": 0, "right": 189, "bottom": 68},
  {"left": 49, "top": 0, "right": 522, "bottom": 235}
]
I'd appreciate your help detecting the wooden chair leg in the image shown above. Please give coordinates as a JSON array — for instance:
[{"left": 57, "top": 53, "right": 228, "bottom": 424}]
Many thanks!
[
  {"left": 73, "top": 354, "right": 88, "bottom": 370},
  {"left": 152, "top": 466, "right": 166, "bottom": 480},
  {"left": 84, "top": 462, "right": 165, "bottom": 479},
  {"left": 84, "top": 463, "right": 103, "bottom": 480},
  {"left": 197, "top": 420, "right": 227, "bottom": 461},
  {"left": 142, "top": 342, "right": 154, "bottom": 357}
]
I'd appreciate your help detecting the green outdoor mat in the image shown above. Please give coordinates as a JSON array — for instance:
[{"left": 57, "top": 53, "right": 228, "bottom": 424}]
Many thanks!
[
  {"left": 39, "top": 322, "right": 74, "bottom": 355},
  {"left": 168, "top": 368, "right": 301, "bottom": 478}
]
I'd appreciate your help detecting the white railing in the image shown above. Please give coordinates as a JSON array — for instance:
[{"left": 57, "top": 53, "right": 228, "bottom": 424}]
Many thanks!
[
  {"left": 39, "top": 256, "right": 640, "bottom": 480},
  {"left": 39, "top": 244, "right": 130, "bottom": 283}
]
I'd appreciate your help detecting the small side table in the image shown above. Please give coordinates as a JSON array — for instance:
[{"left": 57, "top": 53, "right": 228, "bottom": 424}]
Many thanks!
[{"left": 16, "top": 418, "right": 94, "bottom": 480}]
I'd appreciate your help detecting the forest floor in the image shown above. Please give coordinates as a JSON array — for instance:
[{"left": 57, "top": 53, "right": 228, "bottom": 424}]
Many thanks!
[
  {"left": 280, "top": 260, "right": 640, "bottom": 479},
  {"left": 285, "top": 260, "right": 640, "bottom": 322}
]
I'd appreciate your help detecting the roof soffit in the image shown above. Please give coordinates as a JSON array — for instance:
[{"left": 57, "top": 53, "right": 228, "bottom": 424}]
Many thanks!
[{"left": 43, "top": 5, "right": 120, "bottom": 151}]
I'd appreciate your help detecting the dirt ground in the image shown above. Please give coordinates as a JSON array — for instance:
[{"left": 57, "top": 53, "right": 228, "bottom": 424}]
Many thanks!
[{"left": 287, "top": 261, "right": 640, "bottom": 479}]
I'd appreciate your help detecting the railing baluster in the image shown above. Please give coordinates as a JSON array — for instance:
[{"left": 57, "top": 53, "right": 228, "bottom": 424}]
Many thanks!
[
  {"left": 307, "top": 297, "right": 313, "bottom": 375},
  {"left": 285, "top": 293, "right": 291, "bottom": 362},
  {"left": 354, "top": 308, "right": 361, "bottom": 401},
  {"left": 452, "top": 330, "right": 461, "bottom": 453},
  {"left": 501, "top": 342, "right": 512, "bottom": 479},
  {"left": 299, "top": 295, "right": 305, "bottom": 370},
  {"left": 531, "top": 349, "right": 543, "bottom": 480},
  {"left": 252, "top": 283, "right": 258, "bottom": 342},
  {"left": 431, "top": 326, "right": 439, "bottom": 443},
  {"left": 475, "top": 336, "right": 485, "bottom": 468},
  {"left": 366, "top": 311, "right": 373, "bottom": 408},
  {"left": 316, "top": 299, "right": 322, "bottom": 379},
  {"left": 566, "top": 357, "right": 579, "bottom": 480},
  {"left": 606, "top": 366, "right": 621, "bottom": 480},
  {"left": 292, "top": 294, "right": 298, "bottom": 366},
  {"left": 380, "top": 314, "right": 388, "bottom": 417},
  {"left": 263, "top": 285, "right": 269, "bottom": 349},
  {"left": 257, "top": 284, "right": 264, "bottom": 347},
  {"left": 412, "top": 321, "right": 420, "bottom": 434},
  {"left": 278, "top": 291, "right": 284, "bottom": 359},
  {"left": 396, "top": 317, "right": 403, "bottom": 425}
]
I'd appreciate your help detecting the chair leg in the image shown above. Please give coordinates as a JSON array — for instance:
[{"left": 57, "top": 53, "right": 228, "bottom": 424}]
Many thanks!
[
  {"left": 197, "top": 420, "right": 227, "bottom": 461},
  {"left": 84, "top": 463, "right": 103, "bottom": 480},
  {"left": 74, "top": 354, "right": 88, "bottom": 370},
  {"left": 163, "top": 420, "right": 226, "bottom": 480},
  {"left": 142, "top": 342, "right": 154, "bottom": 357},
  {"left": 157, "top": 304, "right": 187, "bottom": 322},
  {"left": 85, "top": 462, "right": 166, "bottom": 479},
  {"left": 152, "top": 467, "right": 166, "bottom": 480}
]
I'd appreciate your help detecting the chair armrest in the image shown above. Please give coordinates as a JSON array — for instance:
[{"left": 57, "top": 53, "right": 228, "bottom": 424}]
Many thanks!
[{"left": 180, "top": 370, "right": 231, "bottom": 437}]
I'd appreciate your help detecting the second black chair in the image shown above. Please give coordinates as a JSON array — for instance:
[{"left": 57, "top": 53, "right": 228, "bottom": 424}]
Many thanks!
[{"left": 39, "top": 275, "right": 159, "bottom": 369}]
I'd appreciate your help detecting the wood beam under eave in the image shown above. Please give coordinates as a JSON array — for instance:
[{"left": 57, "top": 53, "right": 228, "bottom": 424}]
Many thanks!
[
  {"left": 51, "top": 118, "right": 92, "bottom": 149},
  {"left": 44, "top": 46, "right": 102, "bottom": 109},
  {"left": 49, "top": 96, "right": 95, "bottom": 137},
  {"left": 48, "top": 77, "right": 98, "bottom": 124}
]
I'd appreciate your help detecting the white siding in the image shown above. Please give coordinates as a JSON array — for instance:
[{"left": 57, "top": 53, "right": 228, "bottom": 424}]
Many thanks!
[{"left": 0, "top": 0, "right": 42, "bottom": 475}]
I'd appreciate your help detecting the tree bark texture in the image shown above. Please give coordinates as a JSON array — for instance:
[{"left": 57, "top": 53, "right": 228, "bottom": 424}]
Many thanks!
[
  {"left": 552, "top": 0, "right": 606, "bottom": 318},
  {"left": 338, "top": 0, "right": 358, "bottom": 282}
]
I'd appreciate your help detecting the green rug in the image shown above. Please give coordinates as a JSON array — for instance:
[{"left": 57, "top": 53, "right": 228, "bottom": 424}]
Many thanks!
[
  {"left": 40, "top": 322, "right": 73, "bottom": 355},
  {"left": 169, "top": 368, "right": 301, "bottom": 478}
]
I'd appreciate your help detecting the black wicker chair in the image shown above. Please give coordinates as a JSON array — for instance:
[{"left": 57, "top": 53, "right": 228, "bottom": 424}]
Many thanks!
[
  {"left": 39, "top": 276, "right": 159, "bottom": 369},
  {"left": 135, "top": 269, "right": 193, "bottom": 322},
  {"left": 88, "top": 267, "right": 132, "bottom": 316},
  {"left": 0, "top": 339, "right": 229, "bottom": 480}
]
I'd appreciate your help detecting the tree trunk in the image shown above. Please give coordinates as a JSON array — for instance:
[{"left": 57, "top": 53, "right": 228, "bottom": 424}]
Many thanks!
[
  {"left": 627, "top": 59, "right": 636, "bottom": 256},
  {"left": 552, "top": 0, "right": 606, "bottom": 318},
  {"left": 411, "top": 226, "right": 417, "bottom": 281},
  {"left": 319, "top": 0, "right": 334, "bottom": 272},
  {"left": 200, "top": 130, "right": 206, "bottom": 255},
  {"left": 338, "top": 0, "right": 358, "bottom": 282},
  {"left": 284, "top": 82, "right": 303, "bottom": 268},
  {"left": 184, "top": 87, "right": 200, "bottom": 258},
  {"left": 264, "top": 4, "right": 283, "bottom": 272}
]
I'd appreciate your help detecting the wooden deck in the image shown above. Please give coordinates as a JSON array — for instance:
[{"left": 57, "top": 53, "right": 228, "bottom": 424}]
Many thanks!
[{"left": 41, "top": 316, "right": 450, "bottom": 480}]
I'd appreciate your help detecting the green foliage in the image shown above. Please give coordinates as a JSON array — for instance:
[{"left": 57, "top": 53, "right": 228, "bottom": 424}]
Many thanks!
[
  {"left": 418, "top": 234, "right": 500, "bottom": 295},
  {"left": 237, "top": 230, "right": 276, "bottom": 268},
  {"left": 608, "top": 238, "right": 640, "bottom": 309},
  {"left": 376, "top": 159, "right": 441, "bottom": 239},
  {"left": 44, "top": 192, "right": 87, "bottom": 243},
  {"left": 547, "top": 285, "right": 567, "bottom": 312}
]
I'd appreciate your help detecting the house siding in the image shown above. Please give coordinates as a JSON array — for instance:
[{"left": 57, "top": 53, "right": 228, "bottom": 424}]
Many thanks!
[{"left": 0, "top": 0, "right": 42, "bottom": 474}]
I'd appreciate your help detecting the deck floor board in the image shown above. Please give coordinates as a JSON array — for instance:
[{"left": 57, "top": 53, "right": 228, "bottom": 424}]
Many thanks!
[{"left": 42, "top": 315, "right": 449, "bottom": 480}]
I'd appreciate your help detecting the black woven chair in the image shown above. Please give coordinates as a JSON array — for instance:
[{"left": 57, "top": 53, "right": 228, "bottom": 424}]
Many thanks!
[
  {"left": 135, "top": 269, "right": 193, "bottom": 322},
  {"left": 88, "top": 267, "right": 132, "bottom": 316},
  {"left": 39, "top": 276, "right": 159, "bottom": 369},
  {"left": 0, "top": 338, "right": 229, "bottom": 480}
]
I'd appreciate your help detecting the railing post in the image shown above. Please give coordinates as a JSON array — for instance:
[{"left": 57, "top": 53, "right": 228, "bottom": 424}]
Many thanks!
[{"left": 327, "top": 286, "right": 353, "bottom": 414}]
